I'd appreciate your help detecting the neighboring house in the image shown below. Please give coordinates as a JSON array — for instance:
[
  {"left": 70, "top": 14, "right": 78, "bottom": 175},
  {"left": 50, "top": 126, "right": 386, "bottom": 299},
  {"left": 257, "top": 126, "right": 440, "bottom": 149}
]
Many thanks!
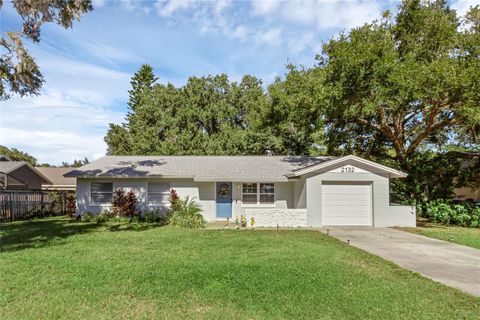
[
  {"left": 453, "top": 151, "right": 480, "bottom": 201},
  {"left": 65, "top": 155, "right": 416, "bottom": 227},
  {"left": 35, "top": 167, "right": 76, "bottom": 191},
  {"left": 0, "top": 162, "right": 52, "bottom": 190}
]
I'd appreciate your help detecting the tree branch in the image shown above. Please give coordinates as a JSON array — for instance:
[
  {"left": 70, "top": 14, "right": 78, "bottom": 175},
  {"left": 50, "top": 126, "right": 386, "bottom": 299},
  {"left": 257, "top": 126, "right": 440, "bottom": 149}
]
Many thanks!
[{"left": 406, "top": 116, "right": 458, "bottom": 155}]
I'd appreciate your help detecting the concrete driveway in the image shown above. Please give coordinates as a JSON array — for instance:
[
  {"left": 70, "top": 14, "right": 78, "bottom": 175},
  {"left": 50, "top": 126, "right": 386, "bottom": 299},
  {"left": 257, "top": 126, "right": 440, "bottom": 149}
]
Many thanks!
[{"left": 324, "top": 227, "right": 480, "bottom": 297}]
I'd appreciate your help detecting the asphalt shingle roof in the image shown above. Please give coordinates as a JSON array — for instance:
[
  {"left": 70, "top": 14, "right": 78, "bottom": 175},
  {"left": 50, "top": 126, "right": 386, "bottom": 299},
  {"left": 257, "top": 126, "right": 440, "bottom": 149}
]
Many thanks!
[
  {"left": 0, "top": 161, "right": 28, "bottom": 174},
  {"left": 35, "top": 167, "right": 76, "bottom": 186},
  {"left": 64, "top": 156, "right": 336, "bottom": 182},
  {"left": 0, "top": 161, "right": 52, "bottom": 184}
]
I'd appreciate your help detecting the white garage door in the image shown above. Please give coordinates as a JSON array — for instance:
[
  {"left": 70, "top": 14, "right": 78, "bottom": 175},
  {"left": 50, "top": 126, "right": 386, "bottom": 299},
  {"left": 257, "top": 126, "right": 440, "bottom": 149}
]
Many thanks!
[{"left": 321, "top": 182, "right": 372, "bottom": 226}]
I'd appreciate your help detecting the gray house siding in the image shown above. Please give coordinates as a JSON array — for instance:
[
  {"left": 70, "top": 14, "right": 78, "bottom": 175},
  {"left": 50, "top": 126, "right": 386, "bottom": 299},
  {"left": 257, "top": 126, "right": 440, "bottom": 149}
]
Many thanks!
[
  {"left": 304, "top": 171, "right": 414, "bottom": 227},
  {"left": 77, "top": 178, "right": 295, "bottom": 220}
]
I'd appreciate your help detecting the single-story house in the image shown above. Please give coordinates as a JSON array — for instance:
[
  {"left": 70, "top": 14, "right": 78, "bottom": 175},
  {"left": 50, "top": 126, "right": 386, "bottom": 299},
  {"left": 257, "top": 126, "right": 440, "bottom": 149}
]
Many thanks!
[
  {"left": 64, "top": 155, "right": 416, "bottom": 227},
  {"left": 35, "top": 167, "right": 76, "bottom": 191},
  {"left": 0, "top": 161, "right": 52, "bottom": 190}
]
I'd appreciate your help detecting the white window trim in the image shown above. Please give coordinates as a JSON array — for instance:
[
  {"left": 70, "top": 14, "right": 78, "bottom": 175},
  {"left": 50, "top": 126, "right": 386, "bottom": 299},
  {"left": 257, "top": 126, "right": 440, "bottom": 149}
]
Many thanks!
[
  {"left": 241, "top": 182, "right": 275, "bottom": 207},
  {"left": 146, "top": 182, "right": 171, "bottom": 206},
  {"left": 90, "top": 182, "right": 113, "bottom": 206}
]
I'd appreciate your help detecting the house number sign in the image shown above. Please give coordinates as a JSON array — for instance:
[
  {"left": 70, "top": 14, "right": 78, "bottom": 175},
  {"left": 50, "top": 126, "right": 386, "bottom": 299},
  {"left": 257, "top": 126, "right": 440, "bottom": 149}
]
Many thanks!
[{"left": 340, "top": 166, "right": 355, "bottom": 173}]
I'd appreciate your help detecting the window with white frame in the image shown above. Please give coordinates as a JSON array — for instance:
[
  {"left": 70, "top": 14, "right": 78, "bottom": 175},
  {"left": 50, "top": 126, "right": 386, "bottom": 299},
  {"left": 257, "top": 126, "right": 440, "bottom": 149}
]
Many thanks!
[
  {"left": 242, "top": 183, "right": 257, "bottom": 204},
  {"left": 147, "top": 183, "right": 170, "bottom": 205},
  {"left": 259, "top": 183, "right": 275, "bottom": 204},
  {"left": 242, "top": 183, "right": 275, "bottom": 205},
  {"left": 91, "top": 182, "right": 113, "bottom": 204}
]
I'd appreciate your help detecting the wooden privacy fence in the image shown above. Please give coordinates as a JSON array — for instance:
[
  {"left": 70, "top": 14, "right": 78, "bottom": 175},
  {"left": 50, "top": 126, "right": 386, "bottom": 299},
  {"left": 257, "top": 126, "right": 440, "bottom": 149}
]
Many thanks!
[{"left": 0, "top": 190, "right": 69, "bottom": 221}]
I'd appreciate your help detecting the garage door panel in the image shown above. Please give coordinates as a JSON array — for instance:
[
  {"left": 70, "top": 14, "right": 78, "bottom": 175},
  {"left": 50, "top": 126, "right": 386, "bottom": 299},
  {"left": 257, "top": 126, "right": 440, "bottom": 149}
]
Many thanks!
[{"left": 321, "top": 183, "right": 372, "bottom": 226}]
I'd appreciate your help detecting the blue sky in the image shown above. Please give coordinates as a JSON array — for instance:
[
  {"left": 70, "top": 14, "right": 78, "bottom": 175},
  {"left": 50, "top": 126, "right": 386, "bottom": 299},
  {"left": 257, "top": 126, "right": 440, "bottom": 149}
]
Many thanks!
[{"left": 0, "top": 0, "right": 477, "bottom": 165}]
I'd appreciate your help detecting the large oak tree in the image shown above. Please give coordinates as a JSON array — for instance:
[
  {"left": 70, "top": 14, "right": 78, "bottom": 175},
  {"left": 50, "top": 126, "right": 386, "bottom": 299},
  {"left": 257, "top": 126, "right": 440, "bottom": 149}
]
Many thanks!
[{"left": 318, "top": 0, "right": 479, "bottom": 167}]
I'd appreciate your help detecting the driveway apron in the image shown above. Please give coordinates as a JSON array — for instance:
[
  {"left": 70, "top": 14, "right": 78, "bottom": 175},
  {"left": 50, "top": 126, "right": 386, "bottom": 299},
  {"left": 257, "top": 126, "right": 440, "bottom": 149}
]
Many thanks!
[{"left": 325, "top": 227, "right": 480, "bottom": 297}]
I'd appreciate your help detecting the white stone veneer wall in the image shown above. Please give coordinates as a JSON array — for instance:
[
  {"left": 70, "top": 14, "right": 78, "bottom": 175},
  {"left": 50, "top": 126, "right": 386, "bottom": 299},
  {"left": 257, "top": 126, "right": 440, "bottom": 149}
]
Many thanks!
[{"left": 244, "top": 208, "right": 307, "bottom": 228}]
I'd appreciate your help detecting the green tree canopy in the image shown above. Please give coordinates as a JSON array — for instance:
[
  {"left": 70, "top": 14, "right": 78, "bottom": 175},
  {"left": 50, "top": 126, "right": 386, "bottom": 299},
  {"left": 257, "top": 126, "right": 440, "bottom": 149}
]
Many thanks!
[
  {"left": 105, "top": 68, "right": 277, "bottom": 155},
  {"left": 265, "top": 65, "right": 327, "bottom": 155},
  {"left": 317, "top": 0, "right": 479, "bottom": 167},
  {"left": 0, "top": 145, "right": 37, "bottom": 165},
  {"left": 104, "top": 0, "right": 479, "bottom": 204},
  {"left": 61, "top": 158, "right": 90, "bottom": 167}
]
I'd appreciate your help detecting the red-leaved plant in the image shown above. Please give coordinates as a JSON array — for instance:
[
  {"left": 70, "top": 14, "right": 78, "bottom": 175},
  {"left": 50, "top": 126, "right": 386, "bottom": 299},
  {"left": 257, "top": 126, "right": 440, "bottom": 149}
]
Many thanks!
[
  {"left": 169, "top": 188, "right": 180, "bottom": 212},
  {"left": 66, "top": 192, "right": 76, "bottom": 218},
  {"left": 112, "top": 188, "right": 139, "bottom": 217},
  {"left": 124, "top": 190, "right": 139, "bottom": 218}
]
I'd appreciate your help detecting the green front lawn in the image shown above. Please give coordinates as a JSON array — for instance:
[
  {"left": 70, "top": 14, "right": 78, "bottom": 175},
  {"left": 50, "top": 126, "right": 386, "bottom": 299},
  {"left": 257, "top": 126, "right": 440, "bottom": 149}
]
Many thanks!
[
  {"left": 398, "top": 223, "right": 480, "bottom": 250},
  {"left": 1, "top": 217, "right": 478, "bottom": 319}
]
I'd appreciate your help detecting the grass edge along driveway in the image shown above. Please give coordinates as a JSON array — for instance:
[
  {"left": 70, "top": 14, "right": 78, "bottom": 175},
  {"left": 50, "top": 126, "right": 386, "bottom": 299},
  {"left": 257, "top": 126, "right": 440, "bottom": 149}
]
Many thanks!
[
  {"left": 1, "top": 217, "right": 479, "bottom": 320},
  {"left": 397, "top": 223, "right": 480, "bottom": 250}
]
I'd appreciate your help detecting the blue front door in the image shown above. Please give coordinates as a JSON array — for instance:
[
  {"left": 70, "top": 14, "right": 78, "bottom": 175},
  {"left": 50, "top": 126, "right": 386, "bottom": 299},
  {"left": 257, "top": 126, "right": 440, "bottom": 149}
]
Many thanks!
[{"left": 216, "top": 182, "right": 232, "bottom": 218}]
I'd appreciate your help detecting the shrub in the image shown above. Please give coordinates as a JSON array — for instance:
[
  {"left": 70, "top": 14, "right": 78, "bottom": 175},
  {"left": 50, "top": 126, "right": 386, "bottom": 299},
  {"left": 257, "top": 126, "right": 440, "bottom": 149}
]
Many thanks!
[
  {"left": 425, "top": 200, "right": 453, "bottom": 225},
  {"left": 143, "top": 210, "right": 166, "bottom": 224},
  {"left": 112, "top": 188, "right": 139, "bottom": 218},
  {"left": 66, "top": 192, "right": 76, "bottom": 218},
  {"left": 80, "top": 211, "right": 95, "bottom": 222},
  {"left": 94, "top": 209, "right": 112, "bottom": 223},
  {"left": 167, "top": 196, "right": 205, "bottom": 228},
  {"left": 112, "top": 189, "right": 126, "bottom": 216},
  {"left": 47, "top": 191, "right": 63, "bottom": 214},
  {"left": 124, "top": 190, "right": 139, "bottom": 217},
  {"left": 424, "top": 200, "right": 480, "bottom": 228}
]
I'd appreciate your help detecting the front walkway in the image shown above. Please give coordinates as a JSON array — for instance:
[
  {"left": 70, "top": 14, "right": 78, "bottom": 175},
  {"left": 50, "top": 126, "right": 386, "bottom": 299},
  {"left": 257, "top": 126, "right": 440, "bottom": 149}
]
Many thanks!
[{"left": 324, "top": 227, "right": 480, "bottom": 297}]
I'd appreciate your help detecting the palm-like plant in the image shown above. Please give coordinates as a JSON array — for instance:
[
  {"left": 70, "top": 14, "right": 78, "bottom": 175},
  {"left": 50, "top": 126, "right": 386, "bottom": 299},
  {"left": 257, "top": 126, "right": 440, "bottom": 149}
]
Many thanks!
[
  {"left": 178, "top": 196, "right": 202, "bottom": 214},
  {"left": 167, "top": 196, "right": 205, "bottom": 228}
]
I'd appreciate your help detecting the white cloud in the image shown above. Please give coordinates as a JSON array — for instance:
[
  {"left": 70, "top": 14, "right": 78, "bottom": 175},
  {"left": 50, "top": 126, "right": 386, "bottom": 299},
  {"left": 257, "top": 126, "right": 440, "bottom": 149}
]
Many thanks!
[
  {"left": 0, "top": 47, "right": 130, "bottom": 165},
  {"left": 287, "top": 32, "right": 315, "bottom": 54},
  {"left": 92, "top": 0, "right": 107, "bottom": 8},
  {"left": 120, "top": 0, "right": 137, "bottom": 12},
  {"left": 0, "top": 127, "right": 109, "bottom": 165},
  {"left": 155, "top": 0, "right": 197, "bottom": 17},
  {"left": 281, "top": 0, "right": 383, "bottom": 30},
  {"left": 255, "top": 27, "right": 283, "bottom": 46},
  {"left": 84, "top": 40, "right": 144, "bottom": 66},
  {"left": 251, "top": 0, "right": 281, "bottom": 15},
  {"left": 213, "top": 0, "right": 232, "bottom": 14},
  {"left": 281, "top": 1, "right": 317, "bottom": 25},
  {"left": 231, "top": 25, "right": 251, "bottom": 40},
  {"left": 451, "top": 0, "right": 480, "bottom": 17}
]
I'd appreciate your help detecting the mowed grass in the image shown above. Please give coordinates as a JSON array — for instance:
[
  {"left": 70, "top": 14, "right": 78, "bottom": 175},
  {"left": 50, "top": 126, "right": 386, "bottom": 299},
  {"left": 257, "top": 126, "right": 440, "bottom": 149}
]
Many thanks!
[
  {"left": 398, "top": 223, "right": 480, "bottom": 249},
  {"left": 1, "top": 217, "right": 479, "bottom": 320}
]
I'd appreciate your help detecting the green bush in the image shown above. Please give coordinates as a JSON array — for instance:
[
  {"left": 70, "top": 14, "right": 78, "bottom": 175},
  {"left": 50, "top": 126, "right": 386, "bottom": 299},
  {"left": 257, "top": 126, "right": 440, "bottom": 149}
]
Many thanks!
[
  {"left": 143, "top": 210, "right": 166, "bottom": 224},
  {"left": 424, "top": 200, "right": 480, "bottom": 228},
  {"left": 469, "top": 207, "right": 480, "bottom": 228},
  {"left": 80, "top": 211, "right": 95, "bottom": 222},
  {"left": 167, "top": 196, "right": 205, "bottom": 228},
  {"left": 94, "top": 210, "right": 113, "bottom": 223}
]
